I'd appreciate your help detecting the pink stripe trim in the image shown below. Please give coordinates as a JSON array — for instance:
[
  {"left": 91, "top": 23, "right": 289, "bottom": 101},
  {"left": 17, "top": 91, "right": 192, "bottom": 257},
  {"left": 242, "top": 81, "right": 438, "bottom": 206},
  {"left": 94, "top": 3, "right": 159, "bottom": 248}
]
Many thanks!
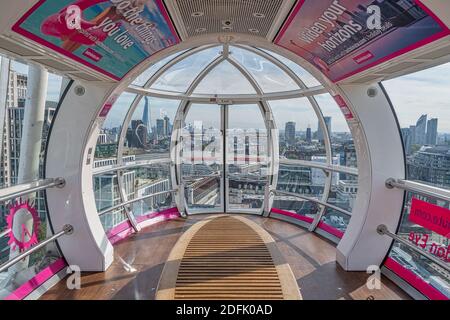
[
  {"left": 107, "top": 207, "right": 181, "bottom": 245},
  {"left": 271, "top": 208, "right": 314, "bottom": 224},
  {"left": 317, "top": 221, "right": 344, "bottom": 239},
  {"left": 384, "top": 257, "right": 449, "bottom": 300},
  {"left": 274, "top": 0, "right": 306, "bottom": 43},
  {"left": 4, "top": 258, "right": 67, "bottom": 300}
]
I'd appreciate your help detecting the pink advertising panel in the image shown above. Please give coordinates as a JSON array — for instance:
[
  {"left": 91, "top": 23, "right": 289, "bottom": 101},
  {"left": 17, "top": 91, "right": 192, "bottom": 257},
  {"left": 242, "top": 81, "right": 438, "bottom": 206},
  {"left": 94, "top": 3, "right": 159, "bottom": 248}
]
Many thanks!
[
  {"left": 275, "top": 0, "right": 450, "bottom": 82},
  {"left": 409, "top": 198, "right": 450, "bottom": 239},
  {"left": 12, "top": 0, "right": 180, "bottom": 81}
]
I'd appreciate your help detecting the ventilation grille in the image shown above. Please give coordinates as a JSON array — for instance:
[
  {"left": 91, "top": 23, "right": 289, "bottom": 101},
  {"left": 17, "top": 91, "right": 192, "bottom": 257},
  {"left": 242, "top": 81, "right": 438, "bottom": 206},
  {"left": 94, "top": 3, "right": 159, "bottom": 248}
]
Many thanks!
[
  {"left": 175, "top": 0, "right": 284, "bottom": 38},
  {"left": 174, "top": 216, "right": 284, "bottom": 300}
]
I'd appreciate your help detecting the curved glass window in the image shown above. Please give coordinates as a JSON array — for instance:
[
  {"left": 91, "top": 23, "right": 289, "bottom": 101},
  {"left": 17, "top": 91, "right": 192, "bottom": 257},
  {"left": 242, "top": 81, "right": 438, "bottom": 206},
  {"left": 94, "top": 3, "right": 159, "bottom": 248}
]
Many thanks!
[
  {"left": 92, "top": 44, "right": 358, "bottom": 245},
  {"left": 0, "top": 55, "right": 69, "bottom": 299},
  {"left": 193, "top": 60, "right": 257, "bottom": 95},
  {"left": 260, "top": 49, "right": 322, "bottom": 88},
  {"left": 123, "top": 97, "right": 179, "bottom": 161},
  {"left": 230, "top": 46, "right": 298, "bottom": 93},
  {"left": 97, "top": 93, "right": 137, "bottom": 161},
  {"left": 151, "top": 46, "right": 222, "bottom": 93},
  {"left": 270, "top": 98, "right": 327, "bottom": 161},
  {"left": 383, "top": 63, "right": 450, "bottom": 299},
  {"left": 132, "top": 50, "right": 188, "bottom": 87}
]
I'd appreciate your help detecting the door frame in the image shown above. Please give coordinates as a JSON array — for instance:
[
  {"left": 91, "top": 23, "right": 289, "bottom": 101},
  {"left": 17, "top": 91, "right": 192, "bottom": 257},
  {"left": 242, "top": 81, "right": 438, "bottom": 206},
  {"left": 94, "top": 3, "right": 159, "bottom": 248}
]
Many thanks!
[{"left": 172, "top": 101, "right": 277, "bottom": 216}]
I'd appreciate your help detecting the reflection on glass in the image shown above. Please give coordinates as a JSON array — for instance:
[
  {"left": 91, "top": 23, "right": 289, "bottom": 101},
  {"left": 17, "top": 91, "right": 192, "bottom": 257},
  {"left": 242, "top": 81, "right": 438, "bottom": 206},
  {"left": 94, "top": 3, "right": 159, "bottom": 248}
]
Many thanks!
[
  {"left": 260, "top": 48, "right": 322, "bottom": 88},
  {"left": 321, "top": 208, "right": 351, "bottom": 233},
  {"left": 152, "top": 46, "right": 222, "bottom": 93},
  {"left": 132, "top": 50, "right": 188, "bottom": 87},
  {"left": 194, "top": 60, "right": 257, "bottom": 95},
  {"left": 388, "top": 192, "right": 450, "bottom": 298},
  {"left": 230, "top": 46, "right": 298, "bottom": 93}
]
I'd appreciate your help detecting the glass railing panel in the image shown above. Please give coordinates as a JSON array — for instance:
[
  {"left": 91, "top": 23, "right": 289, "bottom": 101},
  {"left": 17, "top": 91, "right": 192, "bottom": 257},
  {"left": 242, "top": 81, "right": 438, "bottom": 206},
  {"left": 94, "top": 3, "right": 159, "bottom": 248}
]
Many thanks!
[
  {"left": 386, "top": 191, "right": 450, "bottom": 299},
  {"left": 272, "top": 196, "right": 321, "bottom": 223},
  {"left": 320, "top": 208, "right": 350, "bottom": 237},
  {"left": 276, "top": 163, "right": 325, "bottom": 199},
  {"left": 123, "top": 162, "right": 173, "bottom": 218}
]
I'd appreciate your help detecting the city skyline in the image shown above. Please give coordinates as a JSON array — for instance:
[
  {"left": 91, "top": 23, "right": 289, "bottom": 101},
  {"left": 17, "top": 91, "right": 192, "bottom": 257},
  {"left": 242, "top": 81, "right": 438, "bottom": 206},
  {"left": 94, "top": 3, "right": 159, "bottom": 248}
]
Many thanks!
[{"left": 9, "top": 54, "right": 450, "bottom": 134}]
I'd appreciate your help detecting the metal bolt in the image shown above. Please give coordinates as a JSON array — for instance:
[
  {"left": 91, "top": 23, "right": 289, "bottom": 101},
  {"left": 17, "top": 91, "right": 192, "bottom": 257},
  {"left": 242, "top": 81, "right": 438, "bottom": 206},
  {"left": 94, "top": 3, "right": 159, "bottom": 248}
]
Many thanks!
[
  {"left": 55, "top": 177, "right": 66, "bottom": 188},
  {"left": 385, "top": 178, "right": 395, "bottom": 189},
  {"left": 74, "top": 86, "right": 86, "bottom": 96},
  {"left": 376, "top": 224, "right": 387, "bottom": 235},
  {"left": 63, "top": 224, "right": 74, "bottom": 235}
]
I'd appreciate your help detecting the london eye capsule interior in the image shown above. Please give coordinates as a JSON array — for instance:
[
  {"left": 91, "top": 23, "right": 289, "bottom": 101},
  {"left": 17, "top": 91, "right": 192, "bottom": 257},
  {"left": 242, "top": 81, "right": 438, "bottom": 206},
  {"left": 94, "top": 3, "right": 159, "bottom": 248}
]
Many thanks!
[{"left": 0, "top": 0, "right": 448, "bottom": 302}]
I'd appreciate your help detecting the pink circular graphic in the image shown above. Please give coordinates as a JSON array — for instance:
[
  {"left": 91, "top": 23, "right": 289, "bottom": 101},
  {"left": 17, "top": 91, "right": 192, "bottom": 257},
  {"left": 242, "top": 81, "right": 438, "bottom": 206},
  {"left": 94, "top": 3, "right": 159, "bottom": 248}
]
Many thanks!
[{"left": 6, "top": 201, "right": 41, "bottom": 252}]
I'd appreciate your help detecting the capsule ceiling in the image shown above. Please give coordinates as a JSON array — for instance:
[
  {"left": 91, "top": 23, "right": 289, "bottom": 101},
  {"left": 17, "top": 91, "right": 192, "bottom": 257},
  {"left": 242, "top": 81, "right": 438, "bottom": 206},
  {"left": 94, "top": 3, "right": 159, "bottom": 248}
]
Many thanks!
[{"left": 131, "top": 44, "right": 322, "bottom": 97}]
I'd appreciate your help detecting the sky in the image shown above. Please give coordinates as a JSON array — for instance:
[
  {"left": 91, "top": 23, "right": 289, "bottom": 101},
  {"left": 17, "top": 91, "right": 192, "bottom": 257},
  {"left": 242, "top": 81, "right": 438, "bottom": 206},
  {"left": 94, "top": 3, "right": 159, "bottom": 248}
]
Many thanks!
[{"left": 6, "top": 49, "right": 450, "bottom": 134}]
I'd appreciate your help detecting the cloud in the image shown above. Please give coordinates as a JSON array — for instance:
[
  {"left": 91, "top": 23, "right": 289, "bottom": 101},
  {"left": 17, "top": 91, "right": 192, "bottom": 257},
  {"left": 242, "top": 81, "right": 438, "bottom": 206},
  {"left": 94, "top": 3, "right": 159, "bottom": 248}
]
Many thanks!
[{"left": 383, "top": 62, "right": 450, "bottom": 133}]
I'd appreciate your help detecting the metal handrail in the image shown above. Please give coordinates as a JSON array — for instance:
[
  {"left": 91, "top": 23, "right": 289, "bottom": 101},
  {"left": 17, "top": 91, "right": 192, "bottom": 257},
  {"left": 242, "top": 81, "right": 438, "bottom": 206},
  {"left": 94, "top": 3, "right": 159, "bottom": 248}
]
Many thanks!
[
  {"left": 93, "top": 158, "right": 171, "bottom": 175},
  {"left": 0, "top": 178, "right": 65, "bottom": 203},
  {"left": 271, "top": 189, "right": 352, "bottom": 216},
  {"left": 280, "top": 159, "right": 359, "bottom": 176},
  {"left": 98, "top": 189, "right": 177, "bottom": 216},
  {"left": 386, "top": 178, "right": 450, "bottom": 203},
  {"left": 377, "top": 224, "right": 449, "bottom": 273},
  {"left": 0, "top": 224, "right": 73, "bottom": 273},
  {"left": 0, "top": 228, "right": 10, "bottom": 239}
]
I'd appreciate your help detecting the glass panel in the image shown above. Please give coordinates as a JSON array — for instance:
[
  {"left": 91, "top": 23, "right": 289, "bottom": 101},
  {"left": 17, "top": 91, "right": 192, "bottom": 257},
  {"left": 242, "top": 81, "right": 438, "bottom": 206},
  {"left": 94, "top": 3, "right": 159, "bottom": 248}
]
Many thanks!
[
  {"left": 230, "top": 46, "right": 298, "bottom": 93},
  {"left": 194, "top": 60, "right": 257, "bottom": 95},
  {"left": 270, "top": 98, "right": 326, "bottom": 160},
  {"left": 123, "top": 97, "right": 179, "bottom": 162},
  {"left": 316, "top": 93, "right": 357, "bottom": 169},
  {"left": 327, "top": 173, "right": 358, "bottom": 213},
  {"left": 383, "top": 63, "right": 450, "bottom": 298},
  {"left": 384, "top": 65, "right": 450, "bottom": 189},
  {"left": 277, "top": 163, "right": 324, "bottom": 199},
  {"left": 321, "top": 208, "right": 351, "bottom": 234},
  {"left": 96, "top": 92, "right": 136, "bottom": 163},
  {"left": 226, "top": 104, "right": 268, "bottom": 211},
  {"left": 181, "top": 104, "right": 223, "bottom": 213},
  {"left": 273, "top": 195, "right": 321, "bottom": 220},
  {"left": 387, "top": 193, "right": 450, "bottom": 298},
  {"left": 151, "top": 46, "right": 222, "bottom": 93},
  {"left": 132, "top": 50, "right": 188, "bottom": 87},
  {"left": 0, "top": 56, "right": 68, "bottom": 299},
  {"left": 260, "top": 48, "right": 322, "bottom": 88}
]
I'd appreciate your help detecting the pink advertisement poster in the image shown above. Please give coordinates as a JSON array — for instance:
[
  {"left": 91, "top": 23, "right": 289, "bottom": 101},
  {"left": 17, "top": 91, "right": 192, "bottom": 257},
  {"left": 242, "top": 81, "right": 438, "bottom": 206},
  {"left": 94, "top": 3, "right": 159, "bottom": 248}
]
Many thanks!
[
  {"left": 12, "top": 0, "right": 180, "bottom": 81},
  {"left": 409, "top": 198, "right": 450, "bottom": 238},
  {"left": 275, "top": 0, "right": 450, "bottom": 82}
]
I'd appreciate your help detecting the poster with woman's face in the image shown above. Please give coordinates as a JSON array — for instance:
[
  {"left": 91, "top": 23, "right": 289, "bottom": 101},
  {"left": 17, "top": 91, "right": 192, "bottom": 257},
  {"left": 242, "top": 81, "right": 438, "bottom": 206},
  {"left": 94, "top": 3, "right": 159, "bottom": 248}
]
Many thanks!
[{"left": 13, "top": 0, "right": 180, "bottom": 80}]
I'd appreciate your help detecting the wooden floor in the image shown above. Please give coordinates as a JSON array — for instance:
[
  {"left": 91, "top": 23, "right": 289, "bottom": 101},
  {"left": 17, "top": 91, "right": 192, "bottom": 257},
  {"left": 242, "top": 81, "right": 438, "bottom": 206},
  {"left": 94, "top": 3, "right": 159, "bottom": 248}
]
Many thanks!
[
  {"left": 41, "top": 214, "right": 410, "bottom": 300},
  {"left": 157, "top": 215, "right": 300, "bottom": 300}
]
